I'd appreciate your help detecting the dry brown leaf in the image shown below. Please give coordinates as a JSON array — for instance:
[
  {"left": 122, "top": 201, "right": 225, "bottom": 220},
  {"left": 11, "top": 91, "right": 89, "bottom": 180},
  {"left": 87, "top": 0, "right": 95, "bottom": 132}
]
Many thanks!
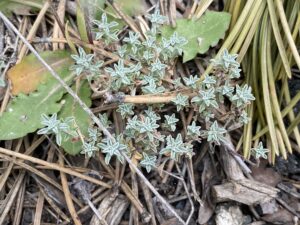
[{"left": 8, "top": 50, "right": 72, "bottom": 95}]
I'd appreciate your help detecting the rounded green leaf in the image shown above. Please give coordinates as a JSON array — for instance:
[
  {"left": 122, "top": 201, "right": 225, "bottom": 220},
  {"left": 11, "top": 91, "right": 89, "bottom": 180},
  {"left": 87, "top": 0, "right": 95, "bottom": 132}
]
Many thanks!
[
  {"left": 59, "top": 81, "right": 92, "bottom": 155},
  {"left": 0, "top": 51, "right": 74, "bottom": 140},
  {"left": 161, "top": 11, "right": 231, "bottom": 62}
]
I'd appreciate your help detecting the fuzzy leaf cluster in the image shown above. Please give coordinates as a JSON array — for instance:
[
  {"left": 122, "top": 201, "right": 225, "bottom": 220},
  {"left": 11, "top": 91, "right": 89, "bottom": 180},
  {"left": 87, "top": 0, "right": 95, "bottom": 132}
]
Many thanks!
[
  {"left": 160, "top": 134, "right": 193, "bottom": 160},
  {"left": 37, "top": 113, "right": 78, "bottom": 146}
]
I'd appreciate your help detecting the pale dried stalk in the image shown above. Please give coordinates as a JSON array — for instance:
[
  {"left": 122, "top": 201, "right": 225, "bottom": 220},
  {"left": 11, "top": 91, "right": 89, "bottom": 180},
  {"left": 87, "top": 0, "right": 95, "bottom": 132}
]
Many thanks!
[
  {"left": 52, "top": 0, "right": 66, "bottom": 50},
  {"left": 194, "top": 0, "right": 213, "bottom": 19},
  {"left": 18, "top": 1, "right": 50, "bottom": 61},
  {"left": 0, "top": 138, "right": 22, "bottom": 192},
  {"left": 0, "top": 171, "right": 26, "bottom": 224},
  {"left": 0, "top": 147, "right": 111, "bottom": 188},
  {"left": 37, "top": 184, "right": 71, "bottom": 223},
  {"left": 108, "top": 1, "right": 145, "bottom": 40},
  {"left": 12, "top": 178, "right": 26, "bottom": 225},
  {"left": 59, "top": 154, "right": 82, "bottom": 225},
  {"left": 124, "top": 89, "right": 196, "bottom": 104}
]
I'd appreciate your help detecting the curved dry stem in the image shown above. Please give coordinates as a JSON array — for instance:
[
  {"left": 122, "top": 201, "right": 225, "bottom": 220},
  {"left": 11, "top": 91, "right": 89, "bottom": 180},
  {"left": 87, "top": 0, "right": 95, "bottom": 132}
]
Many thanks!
[{"left": 124, "top": 89, "right": 196, "bottom": 104}]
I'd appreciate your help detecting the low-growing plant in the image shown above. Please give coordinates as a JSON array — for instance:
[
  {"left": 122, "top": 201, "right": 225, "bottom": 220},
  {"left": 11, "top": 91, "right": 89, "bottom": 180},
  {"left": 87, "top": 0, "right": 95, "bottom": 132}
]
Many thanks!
[
  {"left": 0, "top": 7, "right": 268, "bottom": 172},
  {"left": 35, "top": 8, "right": 265, "bottom": 172}
]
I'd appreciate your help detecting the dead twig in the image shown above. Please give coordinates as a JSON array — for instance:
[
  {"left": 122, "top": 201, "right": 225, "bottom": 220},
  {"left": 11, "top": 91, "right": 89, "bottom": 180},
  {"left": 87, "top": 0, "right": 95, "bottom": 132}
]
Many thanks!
[
  {"left": 2, "top": 154, "right": 82, "bottom": 207},
  {"left": 139, "top": 179, "right": 157, "bottom": 225},
  {"left": 51, "top": 0, "right": 67, "bottom": 50},
  {"left": 12, "top": 177, "right": 26, "bottom": 225},
  {"left": 108, "top": 0, "right": 145, "bottom": 40},
  {"left": 0, "top": 138, "right": 22, "bottom": 192},
  {"left": 0, "top": 147, "right": 111, "bottom": 188},
  {"left": 0, "top": 171, "right": 26, "bottom": 224},
  {"left": 17, "top": 1, "right": 50, "bottom": 61},
  {"left": 175, "top": 164, "right": 195, "bottom": 225},
  {"left": 97, "top": 153, "right": 151, "bottom": 222},
  {"left": 33, "top": 190, "right": 45, "bottom": 225},
  {"left": 276, "top": 197, "right": 300, "bottom": 218},
  {"left": 37, "top": 183, "right": 71, "bottom": 223},
  {"left": 59, "top": 153, "right": 82, "bottom": 225},
  {"left": 123, "top": 89, "right": 196, "bottom": 104}
]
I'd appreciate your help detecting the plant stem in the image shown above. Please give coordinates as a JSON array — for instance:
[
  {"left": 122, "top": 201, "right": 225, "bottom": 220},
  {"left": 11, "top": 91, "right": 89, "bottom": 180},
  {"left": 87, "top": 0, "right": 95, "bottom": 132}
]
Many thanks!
[{"left": 124, "top": 89, "right": 195, "bottom": 104}]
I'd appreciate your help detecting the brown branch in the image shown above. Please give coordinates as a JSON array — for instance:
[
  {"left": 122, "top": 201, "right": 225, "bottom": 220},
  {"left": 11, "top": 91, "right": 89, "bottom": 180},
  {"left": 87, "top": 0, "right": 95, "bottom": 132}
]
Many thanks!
[
  {"left": 124, "top": 89, "right": 196, "bottom": 104},
  {"left": 0, "top": 147, "right": 111, "bottom": 188},
  {"left": 59, "top": 154, "right": 82, "bottom": 225}
]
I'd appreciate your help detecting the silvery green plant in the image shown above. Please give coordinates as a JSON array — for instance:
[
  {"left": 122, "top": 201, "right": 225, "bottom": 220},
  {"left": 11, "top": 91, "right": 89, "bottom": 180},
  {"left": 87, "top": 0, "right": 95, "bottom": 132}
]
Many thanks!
[
  {"left": 204, "top": 121, "right": 227, "bottom": 145},
  {"left": 162, "top": 114, "right": 179, "bottom": 132},
  {"left": 251, "top": 142, "right": 269, "bottom": 159},
  {"left": 131, "top": 116, "right": 160, "bottom": 142},
  {"left": 173, "top": 77, "right": 184, "bottom": 88},
  {"left": 231, "top": 84, "right": 255, "bottom": 107},
  {"left": 123, "top": 31, "right": 141, "bottom": 54},
  {"left": 0, "top": 59, "right": 6, "bottom": 87},
  {"left": 239, "top": 110, "right": 250, "bottom": 124},
  {"left": 81, "top": 141, "right": 99, "bottom": 157},
  {"left": 186, "top": 49, "right": 255, "bottom": 129},
  {"left": 146, "top": 8, "right": 167, "bottom": 34},
  {"left": 187, "top": 121, "right": 201, "bottom": 137},
  {"left": 37, "top": 7, "right": 258, "bottom": 171},
  {"left": 124, "top": 108, "right": 164, "bottom": 154},
  {"left": 217, "top": 81, "right": 234, "bottom": 98},
  {"left": 93, "top": 13, "right": 119, "bottom": 44},
  {"left": 146, "top": 8, "right": 167, "bottom": 25},
  {"left": 142, "top": 79, "right": 165, "bottom": 94},
  {"left": 183, "top": 75, "right": 200, "bottom": 89},
  {"left": 202, "top": 75, "right": 216, "bottom": 88},
  {"left": 98, "top": 135, "right": 128, "bottom": 164},
  {"left": 105, "top": 59, "right": 134, "bottom": 90},
  {"left": 117, "top": 103, "right": 134, "bottom": 118},
  {"left": 37, "top": 113, "right": 78, "bottom": 146},
  {"left": 98, "top": 113, "right": 112, "bottom": 128},
  {"left": 211, "top": 49, "right": 239, "bottom": 71},
  {"left": 140, "top": 153, "right": 157, "bottom": 173},
  {"left": 87, "top": 127, "right": 101, "bottom": 143},
  {"left": 70, "top": 47, "right": 103, "bottom": 81},
  {"left": 145, "top": 107, "right": 161, "bottom": 121},
  {"left": 191, "top": 88, "right": 219, "bottom": 113},
  {"left": 160, "top": 134, "right": 193, "bottom": 160},
  {"left": 172, "top": 93, "right": 189, "bottom": 111}
]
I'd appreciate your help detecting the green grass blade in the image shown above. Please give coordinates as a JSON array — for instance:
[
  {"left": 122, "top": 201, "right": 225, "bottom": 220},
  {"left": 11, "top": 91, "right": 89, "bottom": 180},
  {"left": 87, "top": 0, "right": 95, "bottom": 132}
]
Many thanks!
[
  {"left": 260, "top": 12, "right": 279, "bottom": 156},
  {"left": 266, "top": 23, "right": 291, "bottom": 154},
  {"left": 267, "top": 0, "right": 291, "bottom": 78},
  {"left": 275, "top": 0, "right": 300, "bottom": 71}
]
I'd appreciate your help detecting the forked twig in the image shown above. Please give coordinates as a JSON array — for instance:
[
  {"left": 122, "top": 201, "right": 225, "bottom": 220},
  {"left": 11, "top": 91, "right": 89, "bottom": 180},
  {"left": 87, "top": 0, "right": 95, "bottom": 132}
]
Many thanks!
[
  {"left": 0, "top": 12, "right": 186, "bottom": 225},
  {"left": 175, "top": 164, "right": 195, "bottom": 225},
  {"left": 58, "top": 154, "right": 82, "bottom": 225}
]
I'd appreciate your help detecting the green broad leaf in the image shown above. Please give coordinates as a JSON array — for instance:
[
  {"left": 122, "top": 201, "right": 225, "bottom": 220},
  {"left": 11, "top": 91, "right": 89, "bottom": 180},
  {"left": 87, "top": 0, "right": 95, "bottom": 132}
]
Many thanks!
[
  {"left": 77, "top": 3, "right": 92, "bottom": 52},
  {"left": 0, "top": 51, "right": 74, "bottom": 140},
  {"left": 105, "top": 0, "right": 146, "bottom": 30},
  {"left": 161, "top": 11, "right": 231, "bottom": 62},
  {"left": 0, "top": 0, "right": 44, "bottom": 16},
  {"left": 106, "top": 0, "right": 145, "bottom": 17},
  {"left": 113, "top": 0, "right": 145, "bottom": 17},
  {"left": 59, "top": 81, "right": 92, "bottom": 155},
  {"left": 79, "top": 0, "right": 105, "bottom": 20}
]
